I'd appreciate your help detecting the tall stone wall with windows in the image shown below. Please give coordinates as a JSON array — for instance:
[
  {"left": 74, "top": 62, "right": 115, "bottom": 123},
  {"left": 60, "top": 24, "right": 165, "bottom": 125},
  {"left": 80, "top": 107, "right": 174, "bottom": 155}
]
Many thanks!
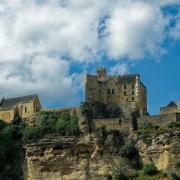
[{"left": 85, "top": 68, "right": 147, "bottom": 116}]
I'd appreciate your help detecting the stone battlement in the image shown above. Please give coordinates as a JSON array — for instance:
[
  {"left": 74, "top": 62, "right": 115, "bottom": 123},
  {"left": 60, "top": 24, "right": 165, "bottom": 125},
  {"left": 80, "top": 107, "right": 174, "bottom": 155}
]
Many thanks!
[
  {"left": 138, "top": 113, "right": 180, "bottom": 127},
  {"left": 92, "top": 118, "right": 132, "bottom": 130}
]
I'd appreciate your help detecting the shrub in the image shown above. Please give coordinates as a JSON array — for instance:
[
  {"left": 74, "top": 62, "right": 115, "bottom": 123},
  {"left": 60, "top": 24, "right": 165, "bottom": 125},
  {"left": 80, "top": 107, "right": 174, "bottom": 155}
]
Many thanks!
[
  {"left": 2, "top": 125, "right": 16, "bottom": 139},
  {"left": 0, "top": 120, "right": 7, "bottom": 130},
  {"left": 21, "top": 127, "right": 41, "bottom": 142},
  {"left": 93, "top": 128, "right": 102, "bottom": 137},
  {"left": 139, "top": 122, "right": 156, "bottom": 130},
  {"left": 171, "top": 173, "right": 180, "bottom": 180},
  {"left": 67, "top": 115, "right": 79, "bottom": 136},
  {"left": 119, "top": 141, "right": 138, "bottom": 159},
  {"left": 55, "top": 118, "right": 66, "bottom": 135},
  {"left": 39, "top": 112, "right": 57, "bottom": 133},
  {"left": 112, "top": 174, "right": 128, "bottom": 180},
  {"left": 38, "top": 111, "right": 79, "bottom": 136},
  {"left": 143, "top": 163, "right": 158, "bottom": 175},
  {"left": 167, "top": 122, "right": 180, "bottom": 129}
]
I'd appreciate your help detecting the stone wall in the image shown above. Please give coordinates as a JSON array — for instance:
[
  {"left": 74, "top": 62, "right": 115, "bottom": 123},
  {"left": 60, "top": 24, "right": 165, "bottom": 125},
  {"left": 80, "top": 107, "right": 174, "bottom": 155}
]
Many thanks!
[
  {"left": 92, "top": 118, "right": 132, "bottom": 130},
  {"left": 116, "top": 102, "right": 137, "bottom": 118},
  {"left": 85, "top": 68, "right": 147, "bottom": 117},
  {"left": 43, "top": 107, "right": 79, "bottom": 116},
  {"left": 160, "top": 106, "right": 180, "bottom": 115},
  {"left": 138, "top": 113, "right": 180, "bottom": 126},
  {"left": 0, "top": 108, "right": 16, "bottom": 123}
]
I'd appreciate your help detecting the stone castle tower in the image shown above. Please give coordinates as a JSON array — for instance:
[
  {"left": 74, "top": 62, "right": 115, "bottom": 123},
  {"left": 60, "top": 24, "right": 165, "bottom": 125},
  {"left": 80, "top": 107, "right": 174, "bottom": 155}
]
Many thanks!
[{"left": 85, "top": 67, "right": 147, "bottom": 116}]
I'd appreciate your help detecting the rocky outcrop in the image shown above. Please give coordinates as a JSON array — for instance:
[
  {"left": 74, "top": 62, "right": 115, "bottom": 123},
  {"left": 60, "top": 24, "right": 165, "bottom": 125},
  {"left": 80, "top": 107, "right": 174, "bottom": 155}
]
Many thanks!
[
  {"left": 25, "top": 129, "right": 180, "bottom": 180},
  {"left": 136, "top": 129, "right": 180, "bottom": 176}
]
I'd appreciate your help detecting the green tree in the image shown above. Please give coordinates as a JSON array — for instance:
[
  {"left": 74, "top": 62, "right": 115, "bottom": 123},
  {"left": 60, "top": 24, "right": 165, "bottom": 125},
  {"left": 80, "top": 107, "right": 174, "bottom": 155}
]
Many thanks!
[
  {"left": 143, "top": 163, "right": 158, "bottom": 175},
  {"left": 21, "top": 127, "right": 41, "bottom": 142},
  {"left": 119, "top": 141, "right": 138, "bottom": 159}
]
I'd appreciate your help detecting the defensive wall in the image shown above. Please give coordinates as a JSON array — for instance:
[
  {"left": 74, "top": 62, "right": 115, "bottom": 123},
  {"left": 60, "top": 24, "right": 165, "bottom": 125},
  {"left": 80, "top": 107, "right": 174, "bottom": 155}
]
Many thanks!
[
  {"left": 115, "top": 102, "right": 137, "bottom": 118},
  {"left": 138, "top": 113, "right": 180, "bottom": 127},
  {"left": 160, "top": 106, "right": 180, "bottom": 115},
  {"left": 43, "top": 107, "right": 79, "bottom": 116},
  {"left": 92, "top": 118, "right": 132, "bottom": 130}
]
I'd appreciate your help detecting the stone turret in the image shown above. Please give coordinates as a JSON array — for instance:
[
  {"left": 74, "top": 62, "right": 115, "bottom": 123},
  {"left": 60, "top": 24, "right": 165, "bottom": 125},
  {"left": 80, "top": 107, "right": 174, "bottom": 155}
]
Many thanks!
[{"left": 97, "top": 67, "right": 106, "bottom": 81}]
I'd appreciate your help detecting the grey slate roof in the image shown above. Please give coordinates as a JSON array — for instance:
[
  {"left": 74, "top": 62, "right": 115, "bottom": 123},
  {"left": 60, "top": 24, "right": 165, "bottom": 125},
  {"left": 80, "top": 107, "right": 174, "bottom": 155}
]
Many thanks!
[
  {"left": 167, "top": 100, "right": 180, "bottom": 108},
  {"left": 0, "top": 94, "right": 38, "bottom": 110},
  {"left": 118, "top": 74, "right": 139, "bottom": 84},
  {"left": 167, "top": 101, "right": 178, "bottom": 108}
]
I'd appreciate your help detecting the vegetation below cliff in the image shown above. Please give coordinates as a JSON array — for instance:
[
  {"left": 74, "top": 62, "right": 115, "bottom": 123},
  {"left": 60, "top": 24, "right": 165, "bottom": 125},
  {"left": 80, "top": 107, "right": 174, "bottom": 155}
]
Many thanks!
[
  {"left": 0, "top": 110, "right": 179, "bottom": 180},
  {"left": 0, "top": 120, "right": 24, "bottom": 180},
  {"left": 0, "top": 111, "right": 79, "bottom": 179}
]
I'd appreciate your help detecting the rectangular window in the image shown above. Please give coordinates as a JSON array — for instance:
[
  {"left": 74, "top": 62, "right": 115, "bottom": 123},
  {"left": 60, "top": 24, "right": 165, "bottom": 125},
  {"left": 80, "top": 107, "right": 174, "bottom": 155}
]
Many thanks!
[
  {"left": 112, "top": 89, "right": 115, "bottom": 94},
  {"left": 132, "top": 84, "right": 134, "bottom": 89},
  {"left": 132, "top": 97, "right": 134, "bottom": 101},
  {"left": 124, "top": 84, "right": 127, "bottom": 89},
  {"left": 132, "top": 90, "right": 134, "bottom": 95},
  {"left": 25, "top": 107, "right": 27, "bottom": 113},
  {"left": 124, "top": 91, "right": 127, "bottom": 96},
  {"left": 107, "top": 89, "right": 111, "bottom": 94}
]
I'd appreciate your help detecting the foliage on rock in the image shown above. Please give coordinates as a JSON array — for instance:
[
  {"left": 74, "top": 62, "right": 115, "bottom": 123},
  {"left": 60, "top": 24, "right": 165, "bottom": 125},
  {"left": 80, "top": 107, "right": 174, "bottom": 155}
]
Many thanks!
[
  {"left": 142, "top": 163, "right": 158, "bottom": 175},
  {"left": 119, "top": 141, "right": 138, "bottom": 159}
]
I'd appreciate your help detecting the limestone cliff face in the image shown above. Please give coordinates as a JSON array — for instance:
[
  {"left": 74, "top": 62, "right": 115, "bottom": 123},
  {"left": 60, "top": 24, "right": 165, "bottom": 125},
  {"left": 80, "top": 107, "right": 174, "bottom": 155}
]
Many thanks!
[
  {"left": 25, "top": 130, "right": 179, "bottom": 180},
  {"left": 135, "top": 130, "right": 180, "bottom": 175}
]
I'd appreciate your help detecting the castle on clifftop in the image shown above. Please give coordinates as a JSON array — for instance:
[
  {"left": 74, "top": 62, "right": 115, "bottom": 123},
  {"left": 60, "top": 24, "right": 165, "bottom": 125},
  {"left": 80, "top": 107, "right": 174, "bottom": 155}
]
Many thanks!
[{"left": 85, "top": 67, "right": 147, "bottom": 117}]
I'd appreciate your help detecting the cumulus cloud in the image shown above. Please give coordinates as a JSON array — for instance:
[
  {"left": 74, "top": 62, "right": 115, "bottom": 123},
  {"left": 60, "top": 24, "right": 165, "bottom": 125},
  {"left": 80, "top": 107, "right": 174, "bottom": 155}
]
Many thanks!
[
  {"left": 110, "top": 63, "right": 128, "bottom": 75},
  {"left": 104, "top": 1, "right": 168, "bottom": 59},
  {"left": 170, "top": 12, "right": 180, "bottom": 39},
  {"left": 0, "top": 0, "right": 179, "bottom": 106}
]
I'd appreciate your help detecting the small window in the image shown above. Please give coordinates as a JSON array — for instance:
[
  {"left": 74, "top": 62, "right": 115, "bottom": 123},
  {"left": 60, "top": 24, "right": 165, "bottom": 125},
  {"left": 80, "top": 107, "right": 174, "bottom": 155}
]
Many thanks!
[
  {"left": 124, "top": 91, "right": 127, "bottom": 96},
  {"left": 132, "top": 84, "right": 134, "bottom": 89},
  {"left": 132, "top": 97, "right": 134, "bottom": 101},
  {"left": 107, "top": 89, "right": 111, "bottom": 94},
  {"left": 126, "top": 98, "right": 128, "bottom": 101},
  {"left": 25, "top": 107, "right": 27, "bottom": 113},
  {"left": 132, "top": 90, "right": 134, "bottom": 95},
  {"left": 112, "top": 89, "right": 115, "bottom": 94},
  {"left": 143, "top": 108, "right": 146, "bottom": 115},
  {"left": 124, "top": 84, "right": 127, "bottom": 89}
]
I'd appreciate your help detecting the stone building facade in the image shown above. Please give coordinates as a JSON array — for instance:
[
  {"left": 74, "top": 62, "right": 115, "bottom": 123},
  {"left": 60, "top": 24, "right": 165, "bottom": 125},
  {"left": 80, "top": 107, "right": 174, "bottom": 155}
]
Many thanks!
[
  {"left": 85, "top": 67, "right": 147, "bottom": 116},
  {"left": 160, "top": 101, "right": 180, "bottom": 115},
  {"left": 0, "top": 94, "right": 41, "bottom": 123}
]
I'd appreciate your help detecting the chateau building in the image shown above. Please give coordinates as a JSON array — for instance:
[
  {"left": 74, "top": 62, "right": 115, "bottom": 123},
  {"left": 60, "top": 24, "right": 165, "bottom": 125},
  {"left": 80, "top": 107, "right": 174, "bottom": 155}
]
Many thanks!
[
  {"left": 0, "top": 94, "right": 41, "bottom": 123},
  {"left": 85, "top": 67, "right": 147, "bottom": 116},
  {"left": 160, "top": 100, "right": 180, "bottom": 115}
]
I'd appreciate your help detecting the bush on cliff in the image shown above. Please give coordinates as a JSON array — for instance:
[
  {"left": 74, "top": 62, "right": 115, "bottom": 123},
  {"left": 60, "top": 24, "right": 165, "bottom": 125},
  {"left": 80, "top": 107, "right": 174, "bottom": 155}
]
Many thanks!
[
  {"left": 119, "top": 141, "right": 138, "bottom": 159},
  {"left": 0, "top": 120, "right": 24, "bottom": 180},
  {"left": 38, "top": 111, "right": 80, "bottom": 136},
  {"left": 21, "top": 126, "right": 41, "bottom": 142},
  {"left": 167, "top": 122, "right": 180, "bottom": 129},
  {"left": 142, "top": 163, "right": 158, "bottom": 175},
  {"left": 55, "top": 112, "right": 79, "bottom": 136}
]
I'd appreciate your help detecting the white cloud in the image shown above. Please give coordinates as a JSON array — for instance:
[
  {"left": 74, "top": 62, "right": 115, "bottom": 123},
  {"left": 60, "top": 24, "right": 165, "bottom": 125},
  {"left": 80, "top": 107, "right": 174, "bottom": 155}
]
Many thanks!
[
  {"left": 0, "top": 0, "right": 179, "bottom": 106},
  {"left": 170, "top": 12, "right": 180, "bottom": 39},
  {"left": 104, "top": 1, "right": 168, "bottom": 59},
  {"left": 110, "top": 63, "right": 128, "bottom": 75}
]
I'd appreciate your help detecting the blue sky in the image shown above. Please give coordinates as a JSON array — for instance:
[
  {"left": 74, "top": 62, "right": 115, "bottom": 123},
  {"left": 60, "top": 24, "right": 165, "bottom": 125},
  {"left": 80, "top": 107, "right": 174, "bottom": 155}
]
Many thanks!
[{"left": 0, "top": 0, "right": 179, "bottom": 115}]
